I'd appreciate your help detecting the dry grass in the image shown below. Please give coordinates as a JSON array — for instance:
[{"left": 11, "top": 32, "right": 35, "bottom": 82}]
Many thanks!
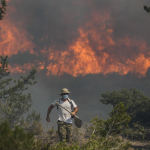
[
  {"left": 33, "top": 123, "right": 150, "bottom": 149},
  {"left": 34, "top": 122, "right": 93, "bottom": 147},
  {"left": 128, "top": 140, "right": 150, "bottom": 150}
]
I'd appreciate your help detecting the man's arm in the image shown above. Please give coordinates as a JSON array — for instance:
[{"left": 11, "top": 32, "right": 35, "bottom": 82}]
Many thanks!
[
  {"left": 74, "top": 107, "right": 78, "bottom": 113},
  {"left": 46, "top": 104, "right": 54, "bottom": 122},
  {"left": 72, "top": 107, "right": 78, "bottom": 116}
]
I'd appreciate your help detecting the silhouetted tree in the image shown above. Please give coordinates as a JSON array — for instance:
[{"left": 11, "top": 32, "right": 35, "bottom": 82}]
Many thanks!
[
  {"left": 100, "top": 88, "right": 150, "bottom": 127},
  {"left": 0, "top": 0, "right": 7, "bottom": 20},
  {"left": 0, "top": 56, "right": 38, "bottom": 129},
  {"left": 144, "top": 5, "right": 150, "bottom": 13}
]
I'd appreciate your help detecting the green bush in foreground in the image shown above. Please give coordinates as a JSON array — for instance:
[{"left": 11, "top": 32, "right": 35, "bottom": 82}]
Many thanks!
[
  {"left": 0, "top": 121, "right": 37, "bottom": 150},
  {"left": 44, "top": 134, "right": 131, "bottom": 150}
]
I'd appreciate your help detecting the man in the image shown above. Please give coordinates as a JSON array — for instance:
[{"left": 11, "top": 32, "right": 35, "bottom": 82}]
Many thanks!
[{"left": 46, "top": 88, "right": 78, "bottom": 143}]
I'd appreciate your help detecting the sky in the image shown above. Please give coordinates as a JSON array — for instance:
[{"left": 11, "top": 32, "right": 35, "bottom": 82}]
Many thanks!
[{"left": 1, "top": 0, "right": 150, "bottom": 129}]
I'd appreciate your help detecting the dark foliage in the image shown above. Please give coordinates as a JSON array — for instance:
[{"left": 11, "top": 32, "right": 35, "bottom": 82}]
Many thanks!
[
  {"left": 90, "top": 102, "right": 131, "bottom": 138},
  {"left": 0, "top": 121, "right": 35, "bottom": 150},
  {"left": 0, "top": 55, "right": 38, "bottom": 128},
  {"left": 0, "top": 0, "right": 7, "bottom": 20},
  {"left": 144, "top": 5, "right": 150, "bottom": 13},
  {"left": 100, "top": 88, "right": 150, "bottom": 127}
]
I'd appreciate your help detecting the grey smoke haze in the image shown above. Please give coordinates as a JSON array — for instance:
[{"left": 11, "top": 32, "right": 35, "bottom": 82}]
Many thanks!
[
  {"left": 10, "top": 69, "right": 150, "bottom": 129},
  {"left": 7, "top": 0, "right": 150, "bottom": 56},
  {"left": 2, "top": 0, "right": 150, "bottom": 129}
]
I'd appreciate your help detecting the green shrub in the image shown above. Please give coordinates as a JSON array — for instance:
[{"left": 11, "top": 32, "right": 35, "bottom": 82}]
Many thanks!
[
  {"left": 21, "top": 120, "right": 43, "bottom": 136},
  {"left": 44, "top": 135, "right": 131, "bottom": 150},
  {"left": 100, "top": 88, "right": 150, "bottom": 127},
  {"left": 122, "top": 122, "right": 150, "bottom": 140},
  {"left": 20, "top": 110, "right": 43, "bottom": 136},
  {"left": 0, "top": 121, "right": 40, "bottom": 150},
  {"left": 90, "top": 102, "right": 131, "bottom": 138}
]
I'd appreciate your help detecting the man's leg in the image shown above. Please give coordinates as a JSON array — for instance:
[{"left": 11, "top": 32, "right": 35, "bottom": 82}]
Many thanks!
[
  {"left": 57, "top": 121, "right": 67, "bottom": 142},
  {"left": 66, "top": 123, "right": 72, "bottom": 142}
]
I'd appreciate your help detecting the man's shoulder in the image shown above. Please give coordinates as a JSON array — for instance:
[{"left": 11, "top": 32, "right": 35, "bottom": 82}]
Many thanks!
[
  {"left": 70, "top": 99, "right": 75, "bottom": 103},
  {"left": 52, "top": 99, "right": 60, "bottom": 106},
  {"left": 68, "top": 98, "right": 74, "bottom": 102},
  {"left": 53, "top": 99, "right": 59, "bottom": 102},
  {"left": 68, "top": 99, "right": 77, "bottom": 105}
]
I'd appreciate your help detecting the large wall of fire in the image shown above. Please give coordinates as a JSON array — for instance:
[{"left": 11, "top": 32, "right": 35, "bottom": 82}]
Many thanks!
[{"left": 0, "top": 0, "right": 150, "bottom": 77}]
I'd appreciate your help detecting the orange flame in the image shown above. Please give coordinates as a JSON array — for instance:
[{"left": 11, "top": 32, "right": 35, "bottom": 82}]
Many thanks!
[
  {"left": 0, "top": 17, "right": 36, "bottom": 57},
  {"left": 8, "top": 62, "right": 45, "bottom": 74},
  {"left": 1, "top": 6, "right": 150, "bottom": 77},
  {"left": 46, "top": 11, "right": 150, "bottom": 77}
]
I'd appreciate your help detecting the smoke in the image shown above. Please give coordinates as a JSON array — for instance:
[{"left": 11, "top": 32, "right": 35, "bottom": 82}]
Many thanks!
[
  {"left": 10, "top": 69, "right": 150, "bottom": 129},
  {"left": 1, "top": 0, "right": 150, "bottom": 128},
  {"left": 1, "top": 0, "right": 150, "bottom": 76}
]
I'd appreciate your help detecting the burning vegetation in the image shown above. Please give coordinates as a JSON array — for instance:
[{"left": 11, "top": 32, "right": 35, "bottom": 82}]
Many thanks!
[{"left": 0, "top": 0, "right": 150, "bottom": 77}]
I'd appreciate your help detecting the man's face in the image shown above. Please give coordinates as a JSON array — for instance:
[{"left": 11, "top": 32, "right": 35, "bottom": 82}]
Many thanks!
[{"left": 62, "top": 93, "right": 68, "bottom": 101}]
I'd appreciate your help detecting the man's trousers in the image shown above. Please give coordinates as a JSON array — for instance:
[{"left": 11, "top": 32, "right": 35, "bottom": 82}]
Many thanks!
[{"left": 57, "top": 120, "right": 72, "bottom": 142}]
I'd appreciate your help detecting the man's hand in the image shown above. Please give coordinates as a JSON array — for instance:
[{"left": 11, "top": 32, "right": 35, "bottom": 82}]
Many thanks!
[
  {"left": 46, "top": 117, "right": 50, "bottom": 122},
  {"left": 71, "top": 112, "right": 76, "bottom": 116}
]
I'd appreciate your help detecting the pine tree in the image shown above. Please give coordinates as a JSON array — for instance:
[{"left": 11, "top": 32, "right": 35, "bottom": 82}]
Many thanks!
[
  {"left": 0, "top": 0, "right": 7, "bottom": 20},
  {"left": 100, "top": 88, "right": 150, "bottom": 127},
  {"left": 144, "top": 5, "right": 150, "bottom": 13},
  {"left": 0, "top": 55, "right": 12, "bottom": 123},
  {"left": 0, "top": 55, "right": 38, "bottom": 129}
]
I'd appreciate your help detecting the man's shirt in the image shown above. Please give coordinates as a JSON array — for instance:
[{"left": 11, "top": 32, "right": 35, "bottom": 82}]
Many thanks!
[{"left": 52, "top": 98, "right": 77, "bottom": 123}]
